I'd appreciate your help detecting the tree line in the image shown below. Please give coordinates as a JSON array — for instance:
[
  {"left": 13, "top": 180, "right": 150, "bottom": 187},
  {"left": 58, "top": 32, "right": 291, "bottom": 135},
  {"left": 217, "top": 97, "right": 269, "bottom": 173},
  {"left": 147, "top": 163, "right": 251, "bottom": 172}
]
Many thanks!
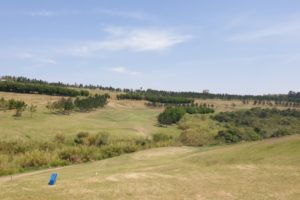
[
  {"left": 1, "top": 75, "right": 123, "bottom": 92},
  {"left": 117, "top": 93, "right": 194, "bottom": 105},
  {"left": 118, "top": 89, "right": 300, "bottom": 104},
  {"left": 2, "top": 75, "right": 300, "bottom": 103},
  {"left": 0, "top": 81, "right": 89, "bottom": 97}
]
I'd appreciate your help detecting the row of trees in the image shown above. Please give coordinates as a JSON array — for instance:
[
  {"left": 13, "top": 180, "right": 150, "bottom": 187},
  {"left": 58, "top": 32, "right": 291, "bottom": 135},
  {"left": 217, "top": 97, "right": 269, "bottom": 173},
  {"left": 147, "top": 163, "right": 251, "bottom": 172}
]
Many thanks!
[
  {"left": 242, "top": 99, "right": 300, "bottom": 107},
  {"left": 3, "top": 75, "right": 300, "bottom": 104},
  {"left": 117, "top": 89, "right": 300, "bottom": 103},
  {"left": 46, "top": 94, "right": 110, "bottom": 114},
  {"left": 158, "top": 106, "right": 215, "bottom": 125},
  {"left": 3, "top": 76, "right": 300, "bottom": 103},
  {"left": 0, "top": 97, "right": 36, "bottom": 117},
  {"left": 117, "top": 93, "right": 194, "bottom": 105},
  {"left": 0, "top": 81, "right": 89, "bottom": 97},
  {"left": 1, "top": 75, "right": 124, "bottom": 92}
]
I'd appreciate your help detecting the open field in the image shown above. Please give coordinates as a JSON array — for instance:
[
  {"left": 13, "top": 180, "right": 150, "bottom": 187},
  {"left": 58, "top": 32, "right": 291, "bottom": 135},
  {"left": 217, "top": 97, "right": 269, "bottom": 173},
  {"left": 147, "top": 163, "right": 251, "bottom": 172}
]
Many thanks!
[{"left": 0, "top": 135, "right": 299, "bottom": 200}]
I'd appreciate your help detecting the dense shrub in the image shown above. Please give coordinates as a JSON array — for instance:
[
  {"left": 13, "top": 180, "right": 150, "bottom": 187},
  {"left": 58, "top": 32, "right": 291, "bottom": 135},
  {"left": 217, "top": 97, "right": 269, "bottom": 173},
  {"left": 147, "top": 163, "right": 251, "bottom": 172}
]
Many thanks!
[
  {"left": 215, "top": 129, "right": 242, "bottom": 143},
  {"left": 213, "top": 108, "right": 300, "bottom": 144},
  {"left": 158, "top": 106, "right": 214, "bottom": 125},
  {"left": 74, "top": 94, "right": 109, "bottom": 111},
  {"left": 158, "top": 107, "right": 186, "bottom": 125}
]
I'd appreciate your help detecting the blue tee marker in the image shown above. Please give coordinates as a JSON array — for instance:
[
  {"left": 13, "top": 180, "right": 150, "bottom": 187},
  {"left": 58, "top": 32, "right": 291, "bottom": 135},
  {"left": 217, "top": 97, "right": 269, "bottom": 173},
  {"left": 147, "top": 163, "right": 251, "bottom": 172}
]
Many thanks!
[{"left": 48, "top": 173, "right": 58, "bottom": 186}]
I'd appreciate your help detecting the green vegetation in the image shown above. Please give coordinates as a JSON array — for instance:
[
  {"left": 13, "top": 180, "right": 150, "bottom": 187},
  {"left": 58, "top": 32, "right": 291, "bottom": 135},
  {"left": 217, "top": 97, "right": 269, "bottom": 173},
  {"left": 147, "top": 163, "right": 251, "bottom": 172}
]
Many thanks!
[
  {"left": 0, "top": 131, "right": 176, "bottom": 176},
  {"left": 213, "top": 108, "right": 300, "bottom": 143},
  {"left": 74, "top": 94, "right": 110, "bottom": 111},
  {"left": 158, "top": 107, "right": 186, "bottom": 125},
  {"left": 176, "top": 108, "right": 300, "bottom": 146}
]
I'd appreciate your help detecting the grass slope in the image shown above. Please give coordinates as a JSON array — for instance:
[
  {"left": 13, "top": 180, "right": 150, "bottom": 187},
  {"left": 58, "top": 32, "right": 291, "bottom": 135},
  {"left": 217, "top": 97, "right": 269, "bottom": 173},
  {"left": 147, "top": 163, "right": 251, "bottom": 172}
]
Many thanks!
[
  {"left": 0, "top": 92, "right": 180, "bottom": 141},
  {"left": 1, "top": 135, "right": 299, "bottom": 200}
]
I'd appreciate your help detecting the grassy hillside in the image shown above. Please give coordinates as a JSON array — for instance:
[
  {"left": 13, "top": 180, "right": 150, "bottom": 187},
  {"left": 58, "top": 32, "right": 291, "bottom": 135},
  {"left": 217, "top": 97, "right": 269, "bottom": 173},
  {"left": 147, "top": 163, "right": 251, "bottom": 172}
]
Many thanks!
[
  {"left": 0, "top": 135, "right": 299, "bottom": 200},
  {"left": 0, "top": 92, "right": 179, "bottom": 141}
]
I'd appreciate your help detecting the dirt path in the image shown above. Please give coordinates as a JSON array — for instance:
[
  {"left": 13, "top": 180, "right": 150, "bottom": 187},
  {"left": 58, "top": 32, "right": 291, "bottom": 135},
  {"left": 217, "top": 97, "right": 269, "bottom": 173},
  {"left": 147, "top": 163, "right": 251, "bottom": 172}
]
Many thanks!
[{"left": 0, "top": 166, "right": 69, "bottom": 183}]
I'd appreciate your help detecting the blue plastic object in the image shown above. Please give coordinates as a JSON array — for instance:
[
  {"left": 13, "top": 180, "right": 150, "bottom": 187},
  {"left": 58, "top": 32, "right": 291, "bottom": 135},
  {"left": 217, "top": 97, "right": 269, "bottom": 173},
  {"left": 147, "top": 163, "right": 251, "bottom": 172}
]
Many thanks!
[{"left": 48, "top": 173, "right": 58, "bottom": 186}]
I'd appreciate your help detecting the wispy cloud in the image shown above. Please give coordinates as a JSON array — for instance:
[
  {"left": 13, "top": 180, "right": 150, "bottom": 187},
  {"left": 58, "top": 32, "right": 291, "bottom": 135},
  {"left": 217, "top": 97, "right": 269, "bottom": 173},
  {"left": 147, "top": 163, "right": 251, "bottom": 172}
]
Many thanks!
[
  {"left": 72, "top": 27, "right": 191, "bottom": 56},
  {"left": 110, "top": 67, "right": 140, "bottom": 76}
]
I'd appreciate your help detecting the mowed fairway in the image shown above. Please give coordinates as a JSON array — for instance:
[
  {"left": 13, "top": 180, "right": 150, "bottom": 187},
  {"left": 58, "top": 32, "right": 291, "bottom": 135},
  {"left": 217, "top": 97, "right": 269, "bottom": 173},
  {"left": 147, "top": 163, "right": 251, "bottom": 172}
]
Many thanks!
[
  {"left": 0, "top": 92, "right": 180, "bottom": 141},
  {"left": 1, "top": 135, "right": 299, "bottom": 200}
]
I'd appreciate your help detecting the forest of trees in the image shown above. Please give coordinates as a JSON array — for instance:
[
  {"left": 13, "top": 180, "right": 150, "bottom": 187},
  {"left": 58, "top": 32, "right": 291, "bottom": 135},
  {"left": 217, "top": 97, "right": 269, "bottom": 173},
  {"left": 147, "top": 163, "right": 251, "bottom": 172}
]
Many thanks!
[{"left": 0, "top": 80, "right": 89, "bottom": 97}]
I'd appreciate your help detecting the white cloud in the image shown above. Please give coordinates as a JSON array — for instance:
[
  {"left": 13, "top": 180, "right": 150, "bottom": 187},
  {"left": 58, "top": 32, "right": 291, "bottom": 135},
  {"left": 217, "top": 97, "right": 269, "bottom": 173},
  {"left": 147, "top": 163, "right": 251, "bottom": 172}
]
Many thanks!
[
  {"left": 110, "top": 67, "right": 140, "bottom": 76},
  {"left": 72, "top": 27, "right": 191, "bottom": 56},
  {"left": 111, "top": 67, "right": 126, "bottom": 73}
]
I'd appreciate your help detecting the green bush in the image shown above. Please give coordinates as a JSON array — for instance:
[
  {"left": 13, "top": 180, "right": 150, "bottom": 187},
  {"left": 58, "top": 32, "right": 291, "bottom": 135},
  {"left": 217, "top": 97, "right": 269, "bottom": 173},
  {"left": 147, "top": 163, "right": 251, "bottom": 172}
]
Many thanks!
[
  {"left": 215, "top": 129, "right": 242, "bottom": 143},
  {"left": 158, "top": 107, "right": 186, "bottom": 125}
]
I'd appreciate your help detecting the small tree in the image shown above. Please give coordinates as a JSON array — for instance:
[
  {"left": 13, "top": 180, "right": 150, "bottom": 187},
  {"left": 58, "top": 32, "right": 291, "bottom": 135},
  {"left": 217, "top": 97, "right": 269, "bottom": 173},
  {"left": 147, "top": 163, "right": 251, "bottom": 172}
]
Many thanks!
[
  {"left": 29, "top": 104, "right": 37, "bottom": 118},
  {"left": 63, "top": 97, "right": 75, "bottom": 114},
  {"left": 13, "top": 101, "right": 27, "bottom": 117}
]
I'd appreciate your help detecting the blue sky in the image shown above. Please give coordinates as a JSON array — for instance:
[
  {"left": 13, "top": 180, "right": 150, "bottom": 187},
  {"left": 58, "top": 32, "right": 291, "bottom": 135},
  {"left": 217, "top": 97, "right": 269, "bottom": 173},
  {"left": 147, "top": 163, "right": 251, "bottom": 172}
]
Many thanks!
[{"left": 0, "top": 0, "right": 299, "bottom": 94}]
